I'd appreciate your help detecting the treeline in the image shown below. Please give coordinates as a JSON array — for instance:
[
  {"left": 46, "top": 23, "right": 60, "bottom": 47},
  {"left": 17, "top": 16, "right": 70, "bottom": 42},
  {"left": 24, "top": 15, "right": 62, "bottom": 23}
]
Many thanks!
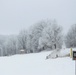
[{"left": 0, "top": 20, "right": 76, "bottom": 56}]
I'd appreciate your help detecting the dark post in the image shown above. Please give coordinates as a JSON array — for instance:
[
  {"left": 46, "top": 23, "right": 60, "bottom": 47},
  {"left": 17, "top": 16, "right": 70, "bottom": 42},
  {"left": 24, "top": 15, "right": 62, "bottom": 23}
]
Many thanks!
[
  {"left": 73, "top": 51, "right": 76, "bottom": 75},
  {"left": 75, "top": 60, "right": 76, "bottom": 75}
]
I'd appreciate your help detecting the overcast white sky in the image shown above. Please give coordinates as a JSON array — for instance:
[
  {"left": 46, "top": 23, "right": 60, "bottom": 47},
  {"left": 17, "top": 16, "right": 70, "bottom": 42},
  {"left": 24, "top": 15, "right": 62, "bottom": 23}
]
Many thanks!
[{"left": 0, "top": 0, "right": 76, "bottom": 35}]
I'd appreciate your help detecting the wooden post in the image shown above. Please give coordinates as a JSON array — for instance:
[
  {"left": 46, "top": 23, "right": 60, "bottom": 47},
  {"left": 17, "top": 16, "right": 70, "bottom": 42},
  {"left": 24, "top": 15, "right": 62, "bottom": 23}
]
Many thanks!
[{"left": 70, "top": 48, "right": 72, "bottom": 58}]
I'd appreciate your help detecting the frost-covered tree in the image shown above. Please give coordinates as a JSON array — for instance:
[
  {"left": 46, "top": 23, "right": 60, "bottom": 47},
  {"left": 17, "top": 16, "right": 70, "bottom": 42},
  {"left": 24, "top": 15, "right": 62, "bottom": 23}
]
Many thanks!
[
  {"left": 38, "top": 20, "right": 63, "bottom": 51},
  {"left": 3, "top": 35, "right": 18, "bottom": 56},
  {"left": 18, "top": 30, "right": 27, "bottom": 53},
  {"left": 26, "top": 21, "right": 47, "bottom": 53},
  {"left": 0, "top": 35, "right": 6, "bottom": 56},
  {"left": 65, "top": 24, "right": 76, "bottom": 48},
  {"left": 0, "top": 19, "right": 63, "bottom": 56}
]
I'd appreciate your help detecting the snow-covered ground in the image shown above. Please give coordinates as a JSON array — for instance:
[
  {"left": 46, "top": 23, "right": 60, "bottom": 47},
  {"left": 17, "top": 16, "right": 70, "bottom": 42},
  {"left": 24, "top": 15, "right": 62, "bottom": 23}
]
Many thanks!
[{"left": 0, "top": 48, "right": 75, "bottom": 75}]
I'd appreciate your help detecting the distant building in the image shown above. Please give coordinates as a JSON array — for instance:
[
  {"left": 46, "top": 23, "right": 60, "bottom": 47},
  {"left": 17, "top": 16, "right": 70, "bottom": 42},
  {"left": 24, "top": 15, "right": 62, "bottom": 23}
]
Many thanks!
[{"left": 20, "top": 49, "right": 25, "bottom": 54}]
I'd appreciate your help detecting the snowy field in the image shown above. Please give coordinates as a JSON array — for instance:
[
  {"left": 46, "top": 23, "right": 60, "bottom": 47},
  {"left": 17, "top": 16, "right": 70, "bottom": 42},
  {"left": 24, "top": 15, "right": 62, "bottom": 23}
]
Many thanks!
[{"left": 0, "top": 48, "right": 75, "bottom": 75}]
